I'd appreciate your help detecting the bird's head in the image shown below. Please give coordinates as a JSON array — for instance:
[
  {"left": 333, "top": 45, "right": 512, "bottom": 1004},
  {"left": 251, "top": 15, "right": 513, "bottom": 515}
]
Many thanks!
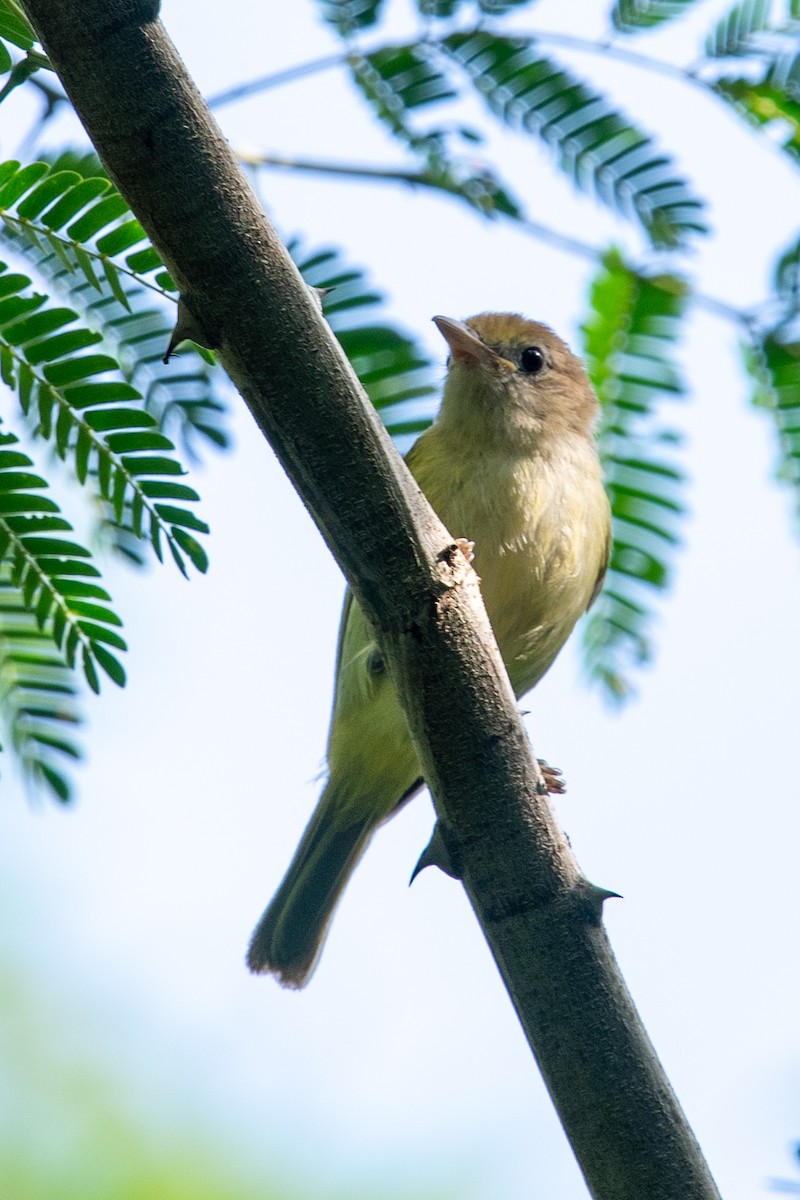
[{"left": 433, "top": 312, "right": 598, "bottom": 451}]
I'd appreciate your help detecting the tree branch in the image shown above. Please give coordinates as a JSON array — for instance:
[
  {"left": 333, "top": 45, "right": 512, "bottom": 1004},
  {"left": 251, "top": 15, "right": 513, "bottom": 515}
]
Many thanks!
[{"left": 21, "top": 3, "right": 721, "bottom": 1197}]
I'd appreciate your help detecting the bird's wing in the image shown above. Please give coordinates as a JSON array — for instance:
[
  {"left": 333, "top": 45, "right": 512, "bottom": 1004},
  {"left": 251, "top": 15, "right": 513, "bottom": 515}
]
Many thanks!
[{"left": 587, "top": 525, "right": 612, "bottom": 611}]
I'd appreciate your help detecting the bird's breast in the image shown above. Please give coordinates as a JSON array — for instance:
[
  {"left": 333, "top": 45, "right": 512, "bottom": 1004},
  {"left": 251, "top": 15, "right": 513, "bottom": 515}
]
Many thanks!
[{"left": 410, "top": 431, "right": 608, "bottom": 695}]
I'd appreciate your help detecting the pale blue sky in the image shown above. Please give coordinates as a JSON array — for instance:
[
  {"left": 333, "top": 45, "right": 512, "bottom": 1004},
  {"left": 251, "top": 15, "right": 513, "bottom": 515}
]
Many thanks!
[{"left": 2, "top": 2, "right": 800, "bottom": 1197}]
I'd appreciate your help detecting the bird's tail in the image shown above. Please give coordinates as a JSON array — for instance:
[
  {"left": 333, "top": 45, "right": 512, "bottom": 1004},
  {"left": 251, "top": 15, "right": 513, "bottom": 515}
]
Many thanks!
[{"left": 246, "top": 784, "right": 374, "bottom": 988}]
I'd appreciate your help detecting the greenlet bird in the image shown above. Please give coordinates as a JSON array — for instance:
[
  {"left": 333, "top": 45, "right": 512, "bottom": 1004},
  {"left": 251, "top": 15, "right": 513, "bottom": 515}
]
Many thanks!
[{"left": 247, "top": 312, "right": 611, "bottom": 987}]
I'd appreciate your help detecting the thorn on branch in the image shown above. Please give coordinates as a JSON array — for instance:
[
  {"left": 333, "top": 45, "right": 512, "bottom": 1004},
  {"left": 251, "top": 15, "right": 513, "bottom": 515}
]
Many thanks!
[
  {"left": 163, "top": 294, "right": 215, "bottom": 362},
  {"left": 582, "top": 879, "right": 623, "bottom": 922},
  {"left": 309, "top": 284, "right": 334, "bottom": 312},
  {"left": 410, "top": 821, "right": 462, "bottom": 882}
]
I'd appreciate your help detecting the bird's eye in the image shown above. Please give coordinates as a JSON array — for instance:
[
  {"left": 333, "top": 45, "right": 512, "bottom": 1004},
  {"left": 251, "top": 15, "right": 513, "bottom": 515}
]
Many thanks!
[{"left": 520, "top": 346, "right": 546, "bottom": 374}]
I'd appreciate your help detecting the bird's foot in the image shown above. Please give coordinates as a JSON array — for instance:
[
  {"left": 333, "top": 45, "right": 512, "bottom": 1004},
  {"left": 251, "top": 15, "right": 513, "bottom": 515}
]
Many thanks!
[
  {"left": 538, "top": 759, "right": 566, "bottom": 795},
  {"left": 454, "top": 537, "right": 475, "bottom": 563}
]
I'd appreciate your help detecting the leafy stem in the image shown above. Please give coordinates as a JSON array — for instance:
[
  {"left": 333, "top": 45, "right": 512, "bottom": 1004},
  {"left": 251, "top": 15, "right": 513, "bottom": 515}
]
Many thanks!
[
  {"left": 520, "top": 28, "right": 709, "bottom": 90},
  {"left": 0, "top": 209, "right": 176, "bottom": 305},
  {"left": 206, "top": 51, "right": 347, "bottom": 109}
]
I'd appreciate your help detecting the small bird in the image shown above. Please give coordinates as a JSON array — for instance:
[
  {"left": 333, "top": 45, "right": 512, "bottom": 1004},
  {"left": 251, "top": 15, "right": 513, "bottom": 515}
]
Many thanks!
[{"left": 247, "top": 312, "right": 611, "bottom": 987}]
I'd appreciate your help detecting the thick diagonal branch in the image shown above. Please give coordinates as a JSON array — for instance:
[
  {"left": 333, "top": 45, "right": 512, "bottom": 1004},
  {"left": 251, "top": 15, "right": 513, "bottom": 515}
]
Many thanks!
[{"left": 21, "top": 3, "right": 721, "bottom": 1198}]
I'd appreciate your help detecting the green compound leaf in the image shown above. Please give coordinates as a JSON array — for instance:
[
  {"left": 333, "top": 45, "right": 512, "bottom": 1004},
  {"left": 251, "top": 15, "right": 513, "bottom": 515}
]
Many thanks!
[
  {"left": 744, "top": 330, "right": 800, "bottom": 523},
  {"left": 612, "top": 0, "right": 704, "bottom": 32},
  {"left": 774, "top": 233, "right": 800, "bottom": 312},
  {"left": 415, "top": 0, "right": 539, "bottom": 13},
  {"left": 349, "top": 45, "right": 524, "bottom": 218},
  {"left": 352, "top": 43, "right": 456, "bottom": 121},
  {"left": 714, "top": 76, "right": 800, "bottom": 164},
  {"left": 0, "top": 154, "right": 231, "bottom": 465},
  {"left": 707, "top": 1, "right": 800, "bottom": 168},
  {"left": 705, "top": 0, "right": 773, "bottom": 58},
  {"left": 443, "top": 31, "right": 707, "bottom": 247},
  {"left": 317, "top": 0, "right": 387, "bottom": 36},
  {"left": 0, "top": 422, "right": 126, "bottom": 700},
  {"left": 0, "top": 575, "right": 85, "bottom": 802},
  {"left": 0, "top": 260, "right": 209, "bottom": 576},
  {"left": 581, "top": 248, "right": 690, "bottom": 702}
]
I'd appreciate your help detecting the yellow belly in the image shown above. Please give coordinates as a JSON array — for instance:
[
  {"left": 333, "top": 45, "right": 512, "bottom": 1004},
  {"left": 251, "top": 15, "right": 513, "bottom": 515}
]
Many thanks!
[{"left": 413, "top": 429, "right": 608, "bottom": 694}]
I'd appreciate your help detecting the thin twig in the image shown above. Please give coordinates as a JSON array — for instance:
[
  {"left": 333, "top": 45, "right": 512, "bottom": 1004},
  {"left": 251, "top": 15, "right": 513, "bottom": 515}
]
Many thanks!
[
  {"left": 245, "top": 150, "right": 756, "bottom": 329},
  {"left": 206, "top": 52, "right": 346, "bottom": 110},
  {"left": 523, "top": 29, "right": 709, "bottom": 93},
  {"left": 204, "top": 30, "right": 714, "bottom": 116},
  {"left": 237, "top": 149, "right": 431, "bottom": 186}
]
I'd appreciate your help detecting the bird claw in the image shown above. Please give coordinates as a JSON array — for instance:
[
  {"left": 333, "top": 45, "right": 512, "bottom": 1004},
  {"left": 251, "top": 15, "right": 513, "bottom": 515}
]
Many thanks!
[{"left": 537, "top": 759, "right": 566, "bottom": 795}]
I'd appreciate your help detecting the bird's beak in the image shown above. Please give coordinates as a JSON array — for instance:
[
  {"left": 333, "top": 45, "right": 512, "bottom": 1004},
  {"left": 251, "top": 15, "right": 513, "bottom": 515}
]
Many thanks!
[{"left": 433, "top": 315, "right": 513, "bottom": 370}]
